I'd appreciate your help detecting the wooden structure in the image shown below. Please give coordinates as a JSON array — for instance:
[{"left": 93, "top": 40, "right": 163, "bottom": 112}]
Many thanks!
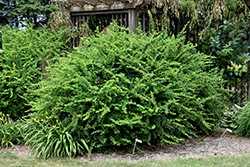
[
  {"left": 244, "top": 0, "right": 250, "bottom": 7},
  {"left": 55, "top": 0, "right": 152, "bottom": 33},
  {"left": 0, "top": 31, "right": 2, "bottom": 50}
]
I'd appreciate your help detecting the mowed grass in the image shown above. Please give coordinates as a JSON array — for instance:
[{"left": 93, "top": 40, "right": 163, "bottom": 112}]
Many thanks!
[{"left": 0, "top": 152, "right": 250, "bottom": 167}]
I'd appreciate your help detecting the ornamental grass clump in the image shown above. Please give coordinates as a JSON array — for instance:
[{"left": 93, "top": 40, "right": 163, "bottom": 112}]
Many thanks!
[
  {"left": 237, "top": 101, "right": 250, "bottom": 137},
  {"left": 28, "top": 18, "right": 227, "bottom": 158},
  {"left": 23, "top": 119, "right": 89, "bottom": 159},
  {"left": 0, "top": 112, "right": 24, "bottom": 148}
]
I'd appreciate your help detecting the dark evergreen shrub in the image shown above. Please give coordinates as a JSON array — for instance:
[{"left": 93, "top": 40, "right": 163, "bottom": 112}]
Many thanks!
[
  {"left": 28, "top": 21, "right": 227, "bottom": 157},
  {"left": 0, "top": 24, "right": 67, "bottom": 118}
]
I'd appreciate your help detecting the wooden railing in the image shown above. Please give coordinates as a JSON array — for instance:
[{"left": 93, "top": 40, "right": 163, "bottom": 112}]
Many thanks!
[{"left": 70, "top": 10, "right": 151, "bottom": 47}]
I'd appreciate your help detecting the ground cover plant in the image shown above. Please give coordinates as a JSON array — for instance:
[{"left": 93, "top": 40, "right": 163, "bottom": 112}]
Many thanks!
[
  {"left": 0, "top": 24, "right": 68, "bottom": 118},
  {"left": 25, "top": 17, "right": 228, "bottom": 158}
]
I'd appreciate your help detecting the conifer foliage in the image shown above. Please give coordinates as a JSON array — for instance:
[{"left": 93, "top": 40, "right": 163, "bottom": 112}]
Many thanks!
[
  {"left": 9, "top": 0, "right": 54, "bottom": 27},
  {"left": 28, "top": 22, "right": 227, "bottom": 157},
  {"left": 0, "top": 0, "right": 15, "bottom": 27}
]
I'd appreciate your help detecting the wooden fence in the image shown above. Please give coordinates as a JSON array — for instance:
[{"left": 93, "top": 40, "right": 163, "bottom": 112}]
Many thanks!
[
  {"left": 70, "top": 10, "right": 150, "bottom": 47},
  {"left": 0, "top": 31, "right": 2, "bottom": 49},
  {"left": 227, "top": 63, "right": 250, "bottom": 105}
]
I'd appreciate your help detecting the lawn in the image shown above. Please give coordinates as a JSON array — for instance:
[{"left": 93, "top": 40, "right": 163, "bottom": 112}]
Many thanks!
[{"left": 0, "top": 152, "right": 250, "bottom": 167}]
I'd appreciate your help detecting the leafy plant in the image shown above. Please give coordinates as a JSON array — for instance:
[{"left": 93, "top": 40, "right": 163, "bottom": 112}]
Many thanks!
[
  {"left": 201, "top": 20, "right": 250, "bottom": 104},
  {"left": 202, "top": 21, "right": 249, "bottom": 76},
  {"left": 23, "top": 119, "right": 90, "bottom": 159},
  {"left": 220, "top": 104, "right": 240, "bottom": 130},
  {"left": 237, "top": 100, "right": 250, "bottom": 137},
  {"left": 28, "top": 18, "right": 227, "bottom": 157},
  {"left": 0, "top": 24, "right": 68, "bottom": 118},
  {"left": 0, "top": 112, "right": 24, "bottom": 148}
]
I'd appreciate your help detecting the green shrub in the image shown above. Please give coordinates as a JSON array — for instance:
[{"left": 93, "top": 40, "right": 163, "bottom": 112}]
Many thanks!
[
  {"left": 0, "top": 113, "right": 24, "bottom": 148},
  {"left": 28, "top": 21, "right": 227, "bottom": 157},
  {"left": 237, "top": 101, "right": 250, "bottom": 137},
  {"left": 0, "top": 24, "right": 68, "bottom": 118}
]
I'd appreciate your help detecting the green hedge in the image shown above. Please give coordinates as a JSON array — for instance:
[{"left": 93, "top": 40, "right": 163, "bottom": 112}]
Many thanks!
[
  {"left": 27, "top": 22, "right": 227, "bottom": 157},
  {"left": 0, "top": 24, "right": 67, "bottom": 118}
]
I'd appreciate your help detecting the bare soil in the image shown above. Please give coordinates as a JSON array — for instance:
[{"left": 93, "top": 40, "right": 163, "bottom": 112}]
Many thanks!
[{"left": 1, "top": 131, "right": 250, "bottom": 161}]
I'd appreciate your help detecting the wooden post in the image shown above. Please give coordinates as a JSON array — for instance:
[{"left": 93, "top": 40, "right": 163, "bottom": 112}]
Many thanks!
[
  {"left": 125, "top": 13, "right": 128, "bottom": 28},
  {"left": 142, "top": 13, "right": 146, "bottom": 32},
  {"left": 128, "top": 9, "right": 138, "bottom": 33},
  {"left": 247, "top": 25, "right": 250, "bottom": 100},
  {"left": 0, "top": 31, "right": 2, "bottom": 50},
  {"left": 247, "top": 61, "right": 250, "bottom": 99}
]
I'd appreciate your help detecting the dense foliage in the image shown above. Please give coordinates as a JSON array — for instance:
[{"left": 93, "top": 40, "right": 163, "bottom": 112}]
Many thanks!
[
  {"left": 237, "top": 101, "right": 250, "bottom": 137},
  {"left": 0, "top": 24, "right": 68, "bottom": 118},
  {"left": 202, "top": 21, "right": 249, "bottom": 74},
  {"left": 0, "top": 0, "right": 249, "bottom": 158},
  {"left": 151, "top": 0, "right": 249, "bottom": 39},
  {"left": 9, "top": 0, "right": 54, "bottom": 27},
  {"left": 26, "top": 21, "right": 227, "bottom": 158},
  {"left": 0, "top": 0, "right": 55, "bottom": 28},
  {"left": 0, "top": 0, "right": 15, "bottom": 27},
  {"left": 149, "top": 0, "right": 250, "bottom": 105}
]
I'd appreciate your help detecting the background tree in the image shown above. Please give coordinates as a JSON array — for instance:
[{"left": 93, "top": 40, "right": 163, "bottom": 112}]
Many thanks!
[
  {"left": 9, "top": 0, "right": 55, "bottom": 27},
  {"left": 150, "top": 0, "right": 249, "bottom": 45},
  {"left": 0, "top": 0, "right": 55, "bottom": 28},
  {"left": 0, "top": 0, "right": 16, "bottom": 27}
]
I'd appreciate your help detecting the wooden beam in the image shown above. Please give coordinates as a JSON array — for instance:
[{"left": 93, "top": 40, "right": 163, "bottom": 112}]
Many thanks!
[
  {"left": 70, "top": 3, "right": 134, "bottom": 12},
  {"left": 128, "top": 9, "right": 138, "bottom": 33},
  {"left": 71, "top": 9, "right": 129, "bottom": 16},
  {"left": 125, "top": 13, "right": 128, "bottom": 27},
  {"left": 142, "top": 13, "right": 145, "bottom": 32},
  {"left": 83, "top": 0, "right": 102, "bottom": 5}
]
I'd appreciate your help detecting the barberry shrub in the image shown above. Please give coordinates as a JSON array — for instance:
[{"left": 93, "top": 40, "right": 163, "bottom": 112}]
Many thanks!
[
  {"left": 28, "top": 21, "right": 227, "bottom": 157},
  {"left": 0, "top": 24, "right": 68, "bottom": 118}
]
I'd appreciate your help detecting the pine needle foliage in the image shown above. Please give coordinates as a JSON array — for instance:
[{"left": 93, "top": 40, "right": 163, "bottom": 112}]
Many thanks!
[
  {"left": 28, "top": 20, "right": 227, "bottom": 157},
  {"left": 0, "top": 24, "right": 68, "bottom": 118}
]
